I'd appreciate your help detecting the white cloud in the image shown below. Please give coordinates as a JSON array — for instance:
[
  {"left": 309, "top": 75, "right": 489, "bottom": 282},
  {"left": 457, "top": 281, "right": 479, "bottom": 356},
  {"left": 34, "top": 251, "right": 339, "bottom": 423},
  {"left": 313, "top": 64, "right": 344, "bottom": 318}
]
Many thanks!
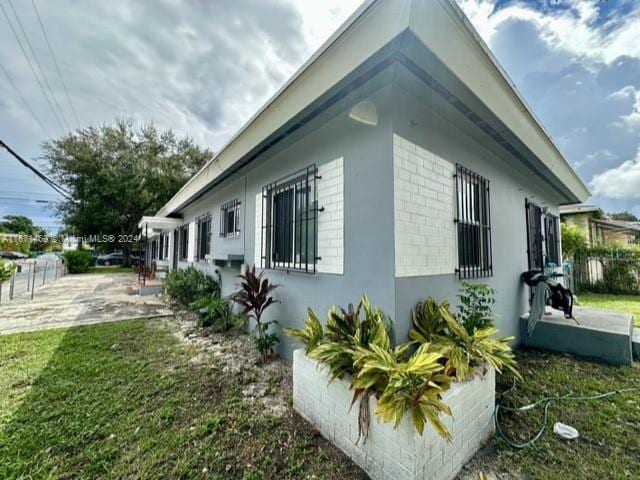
[
  {"left": 590, "top": 148, "right": 640, "bottom": 199},
  {"left": 457, "top": 0, "right": 640, "bottom": 64}
]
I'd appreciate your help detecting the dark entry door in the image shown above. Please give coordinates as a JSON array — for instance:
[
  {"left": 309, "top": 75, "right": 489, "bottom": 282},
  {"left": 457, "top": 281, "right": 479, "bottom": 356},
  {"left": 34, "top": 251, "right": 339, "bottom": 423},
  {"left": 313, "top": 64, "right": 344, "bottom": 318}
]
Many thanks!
[
  {"left": 172, "top": 229, "right": 179, "bottom": 270},
  {"left": 525, "top": 200, "right": 543, "bottom": 270}
]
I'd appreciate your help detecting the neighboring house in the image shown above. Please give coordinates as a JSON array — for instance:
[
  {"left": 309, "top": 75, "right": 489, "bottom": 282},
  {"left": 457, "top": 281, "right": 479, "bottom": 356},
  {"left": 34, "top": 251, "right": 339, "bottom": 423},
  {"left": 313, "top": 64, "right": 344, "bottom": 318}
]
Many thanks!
[
  {"left": 560, "top": 204, "right": 640, "bottom": 247},
  {"left": 138, "top": 0, "right": 589, "bottom": 357}
]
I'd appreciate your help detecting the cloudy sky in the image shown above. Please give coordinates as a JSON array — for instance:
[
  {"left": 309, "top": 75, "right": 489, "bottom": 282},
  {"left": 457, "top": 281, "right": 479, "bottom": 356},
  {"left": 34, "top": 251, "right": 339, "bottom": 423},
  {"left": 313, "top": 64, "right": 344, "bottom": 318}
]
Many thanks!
[{"left": 1, "top": 0, "right": 640, "bottom": 232}]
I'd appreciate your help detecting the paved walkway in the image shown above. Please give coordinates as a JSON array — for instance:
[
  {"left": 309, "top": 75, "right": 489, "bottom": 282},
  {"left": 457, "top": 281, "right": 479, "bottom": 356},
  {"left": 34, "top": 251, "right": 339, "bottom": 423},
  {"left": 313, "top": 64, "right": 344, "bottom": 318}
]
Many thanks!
[{"left": 0, "top": 273, "right": 173, "bottom": 335}]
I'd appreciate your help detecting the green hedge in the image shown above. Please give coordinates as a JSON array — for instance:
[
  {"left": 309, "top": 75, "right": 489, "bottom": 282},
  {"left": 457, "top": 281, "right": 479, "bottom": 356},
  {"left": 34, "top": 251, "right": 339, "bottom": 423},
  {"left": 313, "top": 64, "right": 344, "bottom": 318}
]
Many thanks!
[
  {"left": 162, "top": 266, "right": 220, "bottom": 307},
  {"left": 63, "top": 250, "right": 93, "bottom": 274}
]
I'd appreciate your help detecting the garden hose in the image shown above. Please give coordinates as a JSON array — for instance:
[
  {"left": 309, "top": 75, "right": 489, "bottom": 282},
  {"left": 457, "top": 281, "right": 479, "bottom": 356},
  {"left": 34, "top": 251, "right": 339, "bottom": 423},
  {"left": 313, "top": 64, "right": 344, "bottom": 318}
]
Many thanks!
[{"left": 493, "top": 385, "right": 640, "bottom": 449}]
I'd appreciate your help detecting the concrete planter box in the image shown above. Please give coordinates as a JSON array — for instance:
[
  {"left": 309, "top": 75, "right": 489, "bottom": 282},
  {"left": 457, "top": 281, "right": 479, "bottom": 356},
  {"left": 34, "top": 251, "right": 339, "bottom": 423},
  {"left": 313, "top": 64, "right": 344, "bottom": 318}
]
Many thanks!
[{"left": 292, "top": 349, "right": 495, "bottom": 480}]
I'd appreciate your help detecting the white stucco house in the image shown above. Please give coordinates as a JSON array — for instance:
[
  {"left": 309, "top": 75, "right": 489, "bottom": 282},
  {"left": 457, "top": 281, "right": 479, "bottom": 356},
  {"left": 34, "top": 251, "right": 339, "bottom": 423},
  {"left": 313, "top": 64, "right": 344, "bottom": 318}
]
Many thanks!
[{"left": 138, "top": 0, "right": 589, "bottom": 358}]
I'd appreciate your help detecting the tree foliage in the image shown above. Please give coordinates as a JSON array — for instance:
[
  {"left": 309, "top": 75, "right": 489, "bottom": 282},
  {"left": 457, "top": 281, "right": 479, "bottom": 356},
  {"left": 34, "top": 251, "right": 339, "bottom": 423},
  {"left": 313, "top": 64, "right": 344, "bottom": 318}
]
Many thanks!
[
  {"left": 560, "top": 223, "right": 587, "bottom": 260},
  {"left": 608, "top": 211, "right": 638, "bottom": 222},
  {"left": 42, "top": 121, "right": 212, "bottom": 262},
  {"left": 0, "top": 215, "right": 39, "bottom": 236}
]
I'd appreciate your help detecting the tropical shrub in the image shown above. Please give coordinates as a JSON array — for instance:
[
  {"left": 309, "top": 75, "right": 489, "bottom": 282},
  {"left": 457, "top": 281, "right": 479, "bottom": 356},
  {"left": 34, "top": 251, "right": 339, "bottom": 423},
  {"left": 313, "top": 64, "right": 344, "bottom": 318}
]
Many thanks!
[
  {"left": 163, "top": 266, "right": 220, "bottom": 306},
  {"left": 230, "top": 266, "right": 280, "bottom": 362},
  {"left": 0, "top": 258, "right": 16, "bottom": 283},
  {"left": 63, "top": 250, "right": 92, "bottom": 273},
  {"left": 287, "top": 295, "right": 452, "bottom": 441},
  {"left": 288, "top": 290, "right": 521, "bottom": 440},
  {"left": 189, "top": 295, "right": 245, "bottom": 331},
  {"left": 409, "top": 299, "right": 520, "bottom": 381},
  {"left": 457, "top": 282, "right": 496, "bottom": 334}
]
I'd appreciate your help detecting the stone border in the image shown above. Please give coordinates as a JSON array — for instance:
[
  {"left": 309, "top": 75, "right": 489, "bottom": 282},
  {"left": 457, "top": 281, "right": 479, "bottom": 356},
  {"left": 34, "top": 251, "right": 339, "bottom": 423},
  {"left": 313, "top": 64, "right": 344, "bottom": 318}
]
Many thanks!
[{"left": 292, "top": 349, "right": 495, "bottom": 480}]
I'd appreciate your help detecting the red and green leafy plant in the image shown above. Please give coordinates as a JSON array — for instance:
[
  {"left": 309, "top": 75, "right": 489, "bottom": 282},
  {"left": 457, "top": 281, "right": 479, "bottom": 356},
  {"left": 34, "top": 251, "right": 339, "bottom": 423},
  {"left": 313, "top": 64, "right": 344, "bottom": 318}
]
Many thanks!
[{"left": 231, "top": 266, "right": 280, "bottom": 361}]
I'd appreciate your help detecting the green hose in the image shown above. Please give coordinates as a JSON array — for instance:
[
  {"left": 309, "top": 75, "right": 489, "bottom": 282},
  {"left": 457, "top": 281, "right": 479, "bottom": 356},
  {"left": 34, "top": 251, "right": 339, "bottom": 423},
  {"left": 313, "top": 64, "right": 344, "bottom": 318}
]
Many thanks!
[{"left": 494, "top": 387, "right": 639, "bottom": 449}]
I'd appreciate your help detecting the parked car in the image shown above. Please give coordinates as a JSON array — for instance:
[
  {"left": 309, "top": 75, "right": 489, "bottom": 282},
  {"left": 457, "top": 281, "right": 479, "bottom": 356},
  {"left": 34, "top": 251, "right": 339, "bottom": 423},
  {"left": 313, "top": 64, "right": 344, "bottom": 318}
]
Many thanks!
[
  {"left": 0, "top": 251, "right": 29, "bottom": 260},
  {"left": 96, "top": 252, "right": 124, "bottom": 266}
]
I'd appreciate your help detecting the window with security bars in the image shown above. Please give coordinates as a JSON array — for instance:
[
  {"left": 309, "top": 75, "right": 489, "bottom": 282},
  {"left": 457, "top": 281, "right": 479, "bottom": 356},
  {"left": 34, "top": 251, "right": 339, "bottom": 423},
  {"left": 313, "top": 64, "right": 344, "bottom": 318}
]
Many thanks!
[
  {"left": 260, "top": 165, "right": 319, "bottom": 273},
  {"left": 525, "top": 200, "right": 543, "bottom": 270},
  {"left": 220, "top": 199, "right": 241, "bottom": 237},
  {"left": 179, "top": 224, "right": 189, "bottom": 261},
  {"left": 545, "top": 214, "right": 560, "bottom": 266},
  {"left": 455, "top": 164, "right": 492, "bottom": 278},
  {"left": 196, "top": 215, "right": 211, "bottom": 261}
]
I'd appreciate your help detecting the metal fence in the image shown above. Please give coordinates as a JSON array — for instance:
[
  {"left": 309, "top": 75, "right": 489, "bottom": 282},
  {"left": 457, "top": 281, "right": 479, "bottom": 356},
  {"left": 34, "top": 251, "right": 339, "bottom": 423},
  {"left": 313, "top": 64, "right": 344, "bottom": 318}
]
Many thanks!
[
  {"left": 571, "top": 251, "right": 640, "bottom": 295},
  {"left": 0, "top": 258, "right": 66, "bottom": 304}
]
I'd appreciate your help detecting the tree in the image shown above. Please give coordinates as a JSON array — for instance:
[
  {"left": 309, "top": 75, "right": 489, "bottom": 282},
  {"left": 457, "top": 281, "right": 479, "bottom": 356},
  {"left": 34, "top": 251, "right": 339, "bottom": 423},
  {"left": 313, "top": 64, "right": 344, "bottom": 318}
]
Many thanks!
[
  {"left": 608, "top": 211, "right": 639, "bottom": 222},
  {"left": 42, "top": 120, "right": 212, "bottom": 265},
  {"left": 560, "top": 223, "right": 587, "bottom": 260},
  {"left": 0, "top": 215, "right": 39, "bottom": 235}
]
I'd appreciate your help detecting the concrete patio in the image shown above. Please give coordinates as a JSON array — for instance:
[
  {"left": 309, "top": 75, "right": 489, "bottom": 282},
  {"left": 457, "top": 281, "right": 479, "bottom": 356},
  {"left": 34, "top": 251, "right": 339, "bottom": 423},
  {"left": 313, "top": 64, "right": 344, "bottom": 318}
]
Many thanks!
[
  {"left": 520, "top": 307, "right": 635, "bottom": 365},
  {"left": 0, "top": 273, "right": 173, "bottom": 335}
]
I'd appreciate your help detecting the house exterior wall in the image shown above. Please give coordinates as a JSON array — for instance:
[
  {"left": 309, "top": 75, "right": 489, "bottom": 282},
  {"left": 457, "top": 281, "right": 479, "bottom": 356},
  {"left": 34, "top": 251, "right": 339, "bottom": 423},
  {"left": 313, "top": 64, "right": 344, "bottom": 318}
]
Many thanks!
[
  {"left": 390, "top": 86, "right": 561, "bottom": 344},
  {"left": 155, "top": 81, "right": 566, "bottom": 357},
  {"left": 160, "top": 86, "right": 396, "bottom": 358}
]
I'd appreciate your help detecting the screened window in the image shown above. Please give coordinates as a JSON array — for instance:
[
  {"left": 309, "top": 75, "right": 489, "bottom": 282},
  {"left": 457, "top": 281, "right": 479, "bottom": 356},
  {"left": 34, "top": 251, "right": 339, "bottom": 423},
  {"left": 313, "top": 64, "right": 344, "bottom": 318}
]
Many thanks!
[
  {"left": 179, "top": 225, "right": 189, "bottom": 261},
  {"left": 545, "top": 214, "right": 560, "bottom": 266},
  {"left": 196, "top": 215, "right": 211, "bottom": 261},
  {"left": 260, "top": 165, "right": 318, "bottom": 273},
  {"left": 220, "top": 199, "right": 241, "bottom": 237},
  {"left": 455, "top": 164, "right": 492, "bottom": 278}
]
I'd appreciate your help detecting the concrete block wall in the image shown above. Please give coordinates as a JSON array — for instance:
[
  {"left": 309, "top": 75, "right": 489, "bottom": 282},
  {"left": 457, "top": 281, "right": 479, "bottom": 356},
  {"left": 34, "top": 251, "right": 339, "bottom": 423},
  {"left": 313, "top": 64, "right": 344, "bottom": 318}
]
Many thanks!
[
  {"left": 393, "top": 134, "right": 456, "bottom": 277},
  {"left": 317, "top": 157, "right": 344, "bottom": 274},
  {"left": 253, "top": 157, "right": 344, "bottom": 274},
  {"left": 293, "top": 349, "right": 495, "bottom": 480}
]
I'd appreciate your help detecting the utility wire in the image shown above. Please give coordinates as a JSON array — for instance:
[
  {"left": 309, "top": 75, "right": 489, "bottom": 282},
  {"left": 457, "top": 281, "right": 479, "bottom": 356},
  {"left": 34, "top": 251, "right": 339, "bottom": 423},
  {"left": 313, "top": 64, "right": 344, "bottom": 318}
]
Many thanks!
[
  {"left": 0, "top": 1, "right": 65, "bottom": 134},
  {"left": 0, "top": 138, "right": 72, "bottom": 200},
  {"left": 0, "top": 196, "right": 57, "bottom": 203},
  {"left": 6, "top": 0, "right": 71, "bottom": 132},
  {"left": 30, "top": 0, "right": 80, "bottom": 129},
  {"left": 0, "top": 63, "right": 50, "bottom": 138}
]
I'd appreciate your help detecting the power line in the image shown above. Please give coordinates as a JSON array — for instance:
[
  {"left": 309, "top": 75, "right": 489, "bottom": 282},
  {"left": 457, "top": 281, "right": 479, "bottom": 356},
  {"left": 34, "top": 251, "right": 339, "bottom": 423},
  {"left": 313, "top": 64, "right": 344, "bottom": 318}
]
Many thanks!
[
  {"left": 6, "top": 0, "right": 71, "bottom": 132},
  {"left": 0, "top": 138, "right": 72, "bottom": 200},
  {"left": 0, "top": 1, "right": 65, "bottom": 134},
  {"left": 0, "top": 196, "right": 57, "bottom": 203},
  {"left": 0, "top": 63, "right": 50, "bottom": 138},
  {"left": 31, "top": 0, "right": 80, "bottom": 129}
]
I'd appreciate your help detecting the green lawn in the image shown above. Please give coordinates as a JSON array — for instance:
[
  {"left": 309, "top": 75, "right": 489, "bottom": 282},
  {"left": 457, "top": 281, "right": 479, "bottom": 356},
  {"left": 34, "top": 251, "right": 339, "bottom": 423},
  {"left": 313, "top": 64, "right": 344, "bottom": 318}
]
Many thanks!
[
  {"left": 0, "top": 320, "right": 362, "bottom": 479},
  {"left": 87, "top": 266, "right": 134, "bottom": 274},
  {"left": 495, "top": 349, "right": 640, "bottom": 479},
  {"left": 579, "top": 293, "right": 640, "bottom": 327}
]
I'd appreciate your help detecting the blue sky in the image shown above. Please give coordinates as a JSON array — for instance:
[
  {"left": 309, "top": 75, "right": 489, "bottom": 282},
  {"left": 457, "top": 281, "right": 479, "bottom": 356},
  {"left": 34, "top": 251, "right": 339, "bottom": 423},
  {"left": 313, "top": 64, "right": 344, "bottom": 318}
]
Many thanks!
[{"left": 1, "top": 0, "right": 640, "bottom": 233}]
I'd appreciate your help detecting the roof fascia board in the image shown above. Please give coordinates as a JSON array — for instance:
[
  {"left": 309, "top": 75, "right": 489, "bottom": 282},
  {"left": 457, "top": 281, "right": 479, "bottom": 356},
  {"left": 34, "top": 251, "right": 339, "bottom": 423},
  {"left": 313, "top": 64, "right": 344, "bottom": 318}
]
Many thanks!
[
  {"left": 158, "top": 0, "right": 410, "bottom": 217},
  {"left": 407, "top": 0, "right": 589, "bottom": 202}
]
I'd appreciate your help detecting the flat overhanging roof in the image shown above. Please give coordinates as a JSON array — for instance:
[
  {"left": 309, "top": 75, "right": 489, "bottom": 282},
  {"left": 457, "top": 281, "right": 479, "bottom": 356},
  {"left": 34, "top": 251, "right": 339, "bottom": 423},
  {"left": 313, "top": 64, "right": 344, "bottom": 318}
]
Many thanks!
[
  {"left": 154, "top": 0, "right": 589, "bottom": 217},
  {"left": 138, "top": 216, "right": 182, "bottom": 234}
]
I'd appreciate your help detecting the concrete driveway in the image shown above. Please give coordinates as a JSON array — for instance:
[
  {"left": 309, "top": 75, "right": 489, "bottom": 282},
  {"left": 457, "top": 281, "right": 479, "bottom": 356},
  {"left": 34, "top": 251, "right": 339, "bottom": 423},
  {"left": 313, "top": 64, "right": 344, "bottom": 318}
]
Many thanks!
[{"left": 0, "top": 273, "right": 173, "bottom": 335}]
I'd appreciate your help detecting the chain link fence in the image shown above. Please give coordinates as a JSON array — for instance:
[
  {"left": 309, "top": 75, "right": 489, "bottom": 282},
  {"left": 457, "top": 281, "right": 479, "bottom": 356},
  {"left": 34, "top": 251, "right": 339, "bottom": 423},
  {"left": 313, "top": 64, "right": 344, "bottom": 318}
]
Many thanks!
[{"left": 0, "top": 258, "right": 66, "bottom": 304}]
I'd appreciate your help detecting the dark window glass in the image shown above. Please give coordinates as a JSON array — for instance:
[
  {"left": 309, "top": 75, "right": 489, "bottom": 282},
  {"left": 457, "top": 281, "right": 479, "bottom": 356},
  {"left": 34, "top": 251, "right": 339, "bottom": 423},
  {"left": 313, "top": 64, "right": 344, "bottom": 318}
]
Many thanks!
[
  {"left": 526, "top": 201, "right": 544, "bottom": 270},
  {"left": 220, "top": 200, "right": 241, "bottom": 237}
]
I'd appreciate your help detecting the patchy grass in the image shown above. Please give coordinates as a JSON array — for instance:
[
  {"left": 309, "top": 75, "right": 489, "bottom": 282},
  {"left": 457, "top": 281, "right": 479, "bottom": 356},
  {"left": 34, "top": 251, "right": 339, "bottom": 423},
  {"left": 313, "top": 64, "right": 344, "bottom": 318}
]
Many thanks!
[
  {"left": 87, "top": 266, "right": 134, "bottom": 274},
  {"left": 0, "top": 320, "right": 364, "bottom": 479},
  {"left": 579, "top": 293, "right": 640, "bottom": 327},
  {"left": 494, "top": 349, "right": 640, "bottom": 479}
]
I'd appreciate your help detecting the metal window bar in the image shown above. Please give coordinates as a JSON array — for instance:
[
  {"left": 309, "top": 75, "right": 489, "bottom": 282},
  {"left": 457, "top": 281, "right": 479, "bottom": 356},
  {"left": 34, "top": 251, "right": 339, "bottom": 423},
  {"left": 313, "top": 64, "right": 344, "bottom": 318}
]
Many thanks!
[
  {"left": 525, "top": 200, "right": 543, "bottom": 270},
  {"left": 454, "top": 164, "right": 493, "bottom": 279},
  {"left": 220, "top": 199, "right": 241, "bottom": 237},
  {"left": 260, "top": 164, "right": 319, "bottom": 273}
]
